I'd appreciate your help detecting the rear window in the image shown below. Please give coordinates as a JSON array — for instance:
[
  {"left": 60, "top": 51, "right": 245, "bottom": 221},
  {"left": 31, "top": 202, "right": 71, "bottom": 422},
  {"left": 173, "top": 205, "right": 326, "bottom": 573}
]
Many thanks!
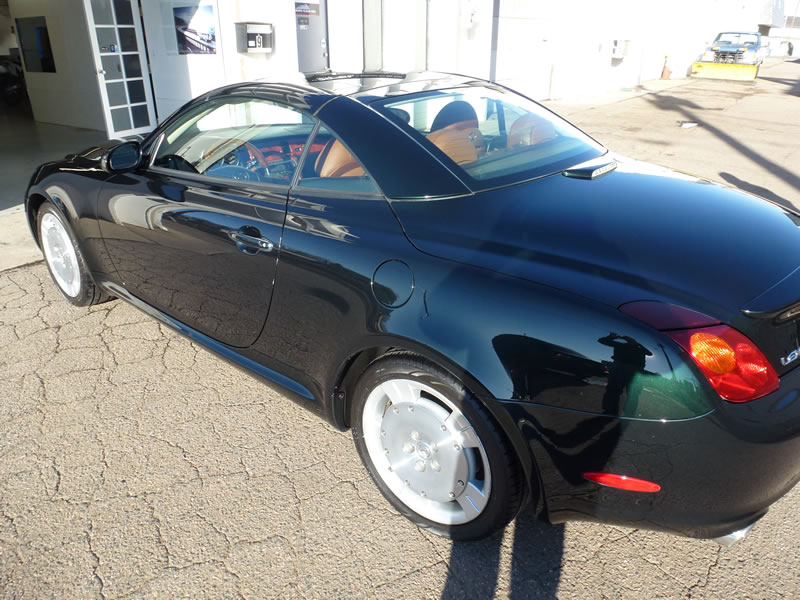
[{"left": 371, "top": 86, "right": 605, "bottom": 191}]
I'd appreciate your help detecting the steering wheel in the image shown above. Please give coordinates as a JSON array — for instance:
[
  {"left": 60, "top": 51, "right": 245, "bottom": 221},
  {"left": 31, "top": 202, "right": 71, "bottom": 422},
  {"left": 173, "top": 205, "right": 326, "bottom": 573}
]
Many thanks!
[
  {"left": 202, "top": 138, "right": 270, "bottom": 171},
  {"left": 204, "top": 164, "right": 259, "bottom": 181}
]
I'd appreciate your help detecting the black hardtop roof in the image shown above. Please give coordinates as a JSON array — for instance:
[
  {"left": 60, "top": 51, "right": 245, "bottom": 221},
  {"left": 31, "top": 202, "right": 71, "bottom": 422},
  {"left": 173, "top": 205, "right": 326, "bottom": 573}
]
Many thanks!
[
  {"left": 202, "top": 71, "right": 493, "bottom": 114},
  {"left": 303, "top": 70, "right": 488, "bottom": 100}
]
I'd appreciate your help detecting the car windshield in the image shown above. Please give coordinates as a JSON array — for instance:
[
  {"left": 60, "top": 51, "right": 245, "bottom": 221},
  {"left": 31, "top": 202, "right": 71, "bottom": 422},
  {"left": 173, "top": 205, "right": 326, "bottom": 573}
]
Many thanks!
[
  {"left": 371, "top": 85, "right": 605, "bottom": 191},
  {"left": 715, "top": 33, "right": 759, "bottom": 45}
]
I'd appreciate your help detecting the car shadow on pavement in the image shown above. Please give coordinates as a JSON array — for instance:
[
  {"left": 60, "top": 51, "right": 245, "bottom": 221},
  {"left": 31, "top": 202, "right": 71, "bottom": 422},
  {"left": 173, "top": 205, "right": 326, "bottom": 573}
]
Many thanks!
[
  {"left": 441, "top": 508, "right": 565, "bottom": 599},
  {"left": 643, "top": 93, "right": 800, "bottom": 200}
]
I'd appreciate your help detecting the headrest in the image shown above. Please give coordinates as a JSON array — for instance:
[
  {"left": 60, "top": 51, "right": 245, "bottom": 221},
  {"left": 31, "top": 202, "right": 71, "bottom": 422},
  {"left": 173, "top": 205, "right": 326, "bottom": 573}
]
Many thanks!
[{"left": 430, "top": 101, "right": 479, "bottom": 132}]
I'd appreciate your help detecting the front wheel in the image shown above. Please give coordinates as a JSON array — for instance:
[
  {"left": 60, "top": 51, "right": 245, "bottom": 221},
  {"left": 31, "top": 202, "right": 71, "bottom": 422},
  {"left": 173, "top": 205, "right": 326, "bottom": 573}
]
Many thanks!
[
  {"left": 37, "top": 203, "right": 111, "bottom": 306},
  {"left": 351, "top": 354, "right": 524, "bottom": 540}
]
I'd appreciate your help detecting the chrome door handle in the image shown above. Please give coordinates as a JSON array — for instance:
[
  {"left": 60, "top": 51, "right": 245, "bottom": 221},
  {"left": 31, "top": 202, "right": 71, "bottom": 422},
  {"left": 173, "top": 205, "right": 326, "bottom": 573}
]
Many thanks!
[{"left": 230, "top": 230, "right": 274, "bottom": 254}]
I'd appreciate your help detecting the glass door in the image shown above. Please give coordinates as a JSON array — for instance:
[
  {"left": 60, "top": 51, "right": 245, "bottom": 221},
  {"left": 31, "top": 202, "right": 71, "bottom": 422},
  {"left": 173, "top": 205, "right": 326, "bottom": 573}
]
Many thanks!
[{"left": 84, "top": 0, "right": 156, "bottom": 137}]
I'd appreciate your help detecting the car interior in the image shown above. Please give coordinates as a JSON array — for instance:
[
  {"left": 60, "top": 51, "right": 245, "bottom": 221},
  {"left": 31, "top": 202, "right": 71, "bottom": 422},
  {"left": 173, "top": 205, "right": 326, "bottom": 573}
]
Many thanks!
[
  {"left": 151, "top": 119, "right": 377, "bottom": 193},
  {"left": 148, "top": 91, "right": 376, "bottom": 192},
  {"left": 374, "top": 90, "right": 601, "bottom": 186}
]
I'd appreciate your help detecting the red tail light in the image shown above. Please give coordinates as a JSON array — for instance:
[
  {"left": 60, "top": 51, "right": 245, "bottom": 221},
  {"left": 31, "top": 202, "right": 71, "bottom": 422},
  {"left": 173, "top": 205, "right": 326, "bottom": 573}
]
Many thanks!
[{"left": 667, "top": 325, "right": 778, "bottom": 402}]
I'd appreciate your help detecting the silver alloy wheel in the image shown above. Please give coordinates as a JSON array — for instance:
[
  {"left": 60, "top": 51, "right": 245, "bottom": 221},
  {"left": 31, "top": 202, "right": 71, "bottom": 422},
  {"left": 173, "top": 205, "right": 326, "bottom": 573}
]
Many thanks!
[
  {"left": 362, "top": 378, "right": 492, "bottom": 525},
  {"left": 40, "top": 212, "right": 81, "bottom": 298}
]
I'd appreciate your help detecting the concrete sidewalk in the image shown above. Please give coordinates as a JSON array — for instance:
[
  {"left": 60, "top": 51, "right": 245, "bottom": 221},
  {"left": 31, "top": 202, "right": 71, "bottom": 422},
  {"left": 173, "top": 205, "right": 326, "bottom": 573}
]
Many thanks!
[{"left": 0, "top": 206, "right": 40, "bottom": 272}]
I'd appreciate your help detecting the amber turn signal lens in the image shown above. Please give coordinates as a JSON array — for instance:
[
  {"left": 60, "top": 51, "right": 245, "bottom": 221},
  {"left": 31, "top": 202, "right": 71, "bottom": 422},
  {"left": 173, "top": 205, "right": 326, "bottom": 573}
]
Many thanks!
[
  {"left": 689, "top": 332, "right": 736, "bottom": 375},
  {"left": 668, "top": 325, "right": 779, "bottom": 402}
]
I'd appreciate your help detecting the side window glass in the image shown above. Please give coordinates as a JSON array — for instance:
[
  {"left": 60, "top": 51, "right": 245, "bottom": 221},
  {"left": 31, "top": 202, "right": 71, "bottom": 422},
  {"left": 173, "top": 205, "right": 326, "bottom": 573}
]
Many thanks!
[
  {"left": 296, "top": 125, "right": 380, "bottom": 194},
  {"left": 152, "top": 97, "right": 315, "bottom": 184}
]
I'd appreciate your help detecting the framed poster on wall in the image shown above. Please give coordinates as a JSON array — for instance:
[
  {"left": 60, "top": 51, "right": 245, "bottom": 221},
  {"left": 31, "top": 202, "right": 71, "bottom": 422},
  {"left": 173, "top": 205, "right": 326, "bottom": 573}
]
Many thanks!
[
  {"left": 173, "top": 3, "right": 217, "bottom": 54},
  {"left": 160, "top": 0, "right": 219, "bottom": 55}
]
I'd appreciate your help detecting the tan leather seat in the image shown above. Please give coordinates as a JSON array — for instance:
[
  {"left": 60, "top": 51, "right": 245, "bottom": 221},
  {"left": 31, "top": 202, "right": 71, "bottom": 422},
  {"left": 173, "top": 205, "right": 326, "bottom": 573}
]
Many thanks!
[
  {"left": 427, "top": 124, "right": 479, "bottom": 165},
  {"left": 507, "top": 114, "right": 557, "bottom": 148},
  {"left": 427, "top": 101, "right": 484, "bottom": 164},
  {"left": 315, "top": 139, "right": 365, "bottom": 178}
]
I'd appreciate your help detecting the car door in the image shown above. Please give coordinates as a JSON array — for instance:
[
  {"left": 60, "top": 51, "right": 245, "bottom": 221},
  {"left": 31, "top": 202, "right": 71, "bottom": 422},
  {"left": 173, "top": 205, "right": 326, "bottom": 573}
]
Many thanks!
[
  {"left": 252, "top": 122, "right": 410, "bottom": 388},
  {"left": 96, "top": 95, "right": 317, "bottom": 348}
]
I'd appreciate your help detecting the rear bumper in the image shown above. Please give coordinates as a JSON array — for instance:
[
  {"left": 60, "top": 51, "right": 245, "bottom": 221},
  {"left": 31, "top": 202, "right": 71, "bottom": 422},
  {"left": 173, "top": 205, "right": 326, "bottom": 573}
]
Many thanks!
[{"left": 501, "top": 367, "right": 800, "bottom": 540}]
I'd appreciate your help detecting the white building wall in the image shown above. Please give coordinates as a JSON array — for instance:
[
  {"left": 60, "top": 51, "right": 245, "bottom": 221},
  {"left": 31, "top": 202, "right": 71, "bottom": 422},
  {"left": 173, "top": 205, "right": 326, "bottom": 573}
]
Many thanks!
[
  {"left": 491, "top": 0, "right": 784, "bottom": 101},
  {"left": 8, "top": 0, "right": 106, "bottom": 130},
  {"left": 140, "top": 0, "right": 301, "bottom": 122},
  {"left": 382, "top": 0, "right": 426, "bottom": 72},
  {"left": 761, "top": 0, "right": 785, "bottom": 26},
  {"left": 0, "top": 14, "right": 17, "bottom": 55},
  {"left": 767, "top": 26, "right": 800, "bottom": 54},
  {"left": 427, "top": 0, "right": 493, "bottom": 79},
  {"left": 328, "top": 0, "right": 364, "bottom": 71}
]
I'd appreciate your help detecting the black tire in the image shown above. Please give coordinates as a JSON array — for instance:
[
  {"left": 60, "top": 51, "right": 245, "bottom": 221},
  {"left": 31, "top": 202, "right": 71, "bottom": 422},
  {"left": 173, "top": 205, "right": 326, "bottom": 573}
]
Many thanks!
[
  {"left": 37, "top": 203, "right": 112, "bottom": 307},
  {"left": 351, "top": 353, "right": 524, "bottom": 540}
]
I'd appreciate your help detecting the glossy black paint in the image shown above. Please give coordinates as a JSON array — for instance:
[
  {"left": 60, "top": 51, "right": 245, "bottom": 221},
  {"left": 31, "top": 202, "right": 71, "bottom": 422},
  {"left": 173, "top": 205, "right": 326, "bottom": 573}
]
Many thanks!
[
  {"left": 95, "top": 169, "right": 286, "bottom": 347},
  {"left": 24, "top": 71, "right": 800, "bottom": 541},
  {"left": 390, "top": 157, "right": 800, "bottom": 377},
  {"left": 505, "top": 373, "right": 800, "bottom": 538}
]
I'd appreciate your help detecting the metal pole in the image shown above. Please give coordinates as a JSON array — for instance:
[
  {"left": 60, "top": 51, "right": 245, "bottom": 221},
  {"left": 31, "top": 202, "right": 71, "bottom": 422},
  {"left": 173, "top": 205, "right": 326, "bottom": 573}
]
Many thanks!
[
  {"left": 489, "top": 0, "right": 500, "bottom": 82},
  {"left": 425, "top": 0, "right": 429, "bottom": 71}
]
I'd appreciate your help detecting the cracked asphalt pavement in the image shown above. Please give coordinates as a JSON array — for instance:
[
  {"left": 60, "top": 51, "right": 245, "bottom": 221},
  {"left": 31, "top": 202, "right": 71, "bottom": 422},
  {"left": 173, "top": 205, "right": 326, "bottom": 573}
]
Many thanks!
[
  {"left": 3, "top": 61, "right": 800, "bottom": 599},
  {"left": 3, "top": 262, "right": 800, "bottom": 600}
]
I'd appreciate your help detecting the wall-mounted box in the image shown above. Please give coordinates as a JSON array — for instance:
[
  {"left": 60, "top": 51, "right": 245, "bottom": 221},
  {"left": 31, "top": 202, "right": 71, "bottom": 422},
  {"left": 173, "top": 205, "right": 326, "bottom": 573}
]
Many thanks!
[
  {"left": 611, "top": 39, "right": 630, "bottom": 59},
  {"left": 235, "top": 23, "right": 274, "bottom": 54}
]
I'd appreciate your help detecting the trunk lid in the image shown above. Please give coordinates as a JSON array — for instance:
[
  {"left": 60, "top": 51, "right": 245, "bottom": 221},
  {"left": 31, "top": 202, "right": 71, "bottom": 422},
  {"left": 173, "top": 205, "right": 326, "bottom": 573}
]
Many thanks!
[{"left": 389, "top": 157, "right": 800, "bottom": 373}]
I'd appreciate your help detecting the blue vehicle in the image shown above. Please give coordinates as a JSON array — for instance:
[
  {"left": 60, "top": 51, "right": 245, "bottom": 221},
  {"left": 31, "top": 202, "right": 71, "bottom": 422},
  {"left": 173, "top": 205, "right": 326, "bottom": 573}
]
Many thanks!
[
  {"left": 692, "top": 32, "right": 765, "bottom": 80},
  {"left": 704, "top": 32, "right": 765, "bottom": 65}
]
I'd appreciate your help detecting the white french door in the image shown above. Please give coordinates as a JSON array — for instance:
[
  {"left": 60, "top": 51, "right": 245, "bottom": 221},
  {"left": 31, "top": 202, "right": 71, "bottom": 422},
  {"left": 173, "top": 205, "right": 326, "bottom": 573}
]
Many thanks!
[{"left": 83, "top": 0, "right": 157, "bottom": 137}]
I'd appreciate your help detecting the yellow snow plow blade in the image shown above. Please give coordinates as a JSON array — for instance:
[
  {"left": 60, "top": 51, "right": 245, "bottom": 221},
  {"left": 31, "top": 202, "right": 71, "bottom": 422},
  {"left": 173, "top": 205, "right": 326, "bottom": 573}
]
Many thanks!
[{"left": 690, "top": 62, "right": 758, "bottom": 81}]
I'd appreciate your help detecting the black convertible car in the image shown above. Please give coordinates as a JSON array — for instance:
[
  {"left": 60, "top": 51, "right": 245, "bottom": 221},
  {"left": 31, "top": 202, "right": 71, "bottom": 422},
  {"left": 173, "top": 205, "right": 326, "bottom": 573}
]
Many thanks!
[{"left": 25, "top": 71, "right": 800, "bottom": 545}]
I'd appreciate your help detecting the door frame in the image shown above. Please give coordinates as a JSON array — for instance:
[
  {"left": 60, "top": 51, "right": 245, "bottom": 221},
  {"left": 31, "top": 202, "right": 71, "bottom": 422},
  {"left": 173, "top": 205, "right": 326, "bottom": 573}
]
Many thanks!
[{"left": 82, "top": 0, "right": 158, "bottom": 138}]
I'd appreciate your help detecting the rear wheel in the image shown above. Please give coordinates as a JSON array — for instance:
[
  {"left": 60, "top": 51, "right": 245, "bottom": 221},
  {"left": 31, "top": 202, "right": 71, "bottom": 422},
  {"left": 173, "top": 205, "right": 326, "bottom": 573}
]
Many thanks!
[
  {"left": 37, "top": 203, "right": 111, "bottom": 306},
  {"left": 351, "top": 354, "right": 523, "bottom": 540}
]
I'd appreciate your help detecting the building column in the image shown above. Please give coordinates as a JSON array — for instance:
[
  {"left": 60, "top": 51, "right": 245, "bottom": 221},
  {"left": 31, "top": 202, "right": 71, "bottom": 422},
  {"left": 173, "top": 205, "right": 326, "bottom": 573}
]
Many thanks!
[{"left": 363, "top": 0, "right": 382, "bottom": 71}]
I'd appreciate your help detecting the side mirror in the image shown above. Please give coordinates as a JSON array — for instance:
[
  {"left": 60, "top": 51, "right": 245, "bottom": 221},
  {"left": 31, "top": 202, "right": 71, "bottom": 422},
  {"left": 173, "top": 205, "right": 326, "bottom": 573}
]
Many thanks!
[{"left": 103, "top": 141, "right": 142, "bottom": 172}]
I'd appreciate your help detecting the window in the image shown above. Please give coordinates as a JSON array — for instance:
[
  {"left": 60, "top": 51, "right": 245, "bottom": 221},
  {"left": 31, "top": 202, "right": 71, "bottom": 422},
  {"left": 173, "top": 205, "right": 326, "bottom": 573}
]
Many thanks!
[
  {"left": 372, "top": 86, "right": 605, "bottom": 191},
  {"left": 715, "top": 33, "right": 759, "bottom": 46},
  {"left": 16, "top": 16, "right": 56, "bottom": 73},
  {"left": 152, "top": 97, "right": 315, "bottom": 184},
  {"left": 296, "top": 125, "right": 379, "bottom": 194}
]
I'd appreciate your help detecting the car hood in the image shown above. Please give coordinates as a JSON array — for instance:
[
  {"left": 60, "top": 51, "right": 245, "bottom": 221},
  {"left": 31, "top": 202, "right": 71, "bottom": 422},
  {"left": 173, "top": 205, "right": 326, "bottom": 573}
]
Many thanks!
[
  {"left": 389, "top": 156, "right": 800, "bottom": 319},
  {"left": 710, "top": 42, "right": 756, "bottom": 51}
]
